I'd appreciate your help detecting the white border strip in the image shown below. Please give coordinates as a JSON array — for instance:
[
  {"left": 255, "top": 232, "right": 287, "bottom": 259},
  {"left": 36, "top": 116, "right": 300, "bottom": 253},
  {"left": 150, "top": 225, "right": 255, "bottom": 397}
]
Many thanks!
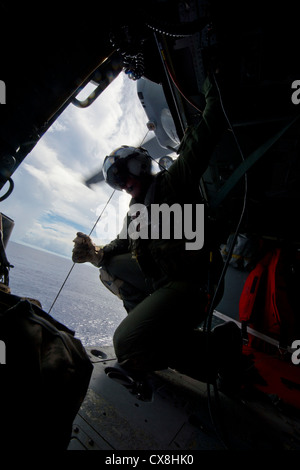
[{"left": 213, "top": 310, "right": 293, "bottom": 353}]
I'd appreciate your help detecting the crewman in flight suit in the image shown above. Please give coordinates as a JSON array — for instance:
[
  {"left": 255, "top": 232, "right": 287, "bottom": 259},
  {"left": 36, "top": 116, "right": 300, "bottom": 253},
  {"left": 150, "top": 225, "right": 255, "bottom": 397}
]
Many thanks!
[{"left": 72, "top": 74, "right": 242, "bottom": 389}]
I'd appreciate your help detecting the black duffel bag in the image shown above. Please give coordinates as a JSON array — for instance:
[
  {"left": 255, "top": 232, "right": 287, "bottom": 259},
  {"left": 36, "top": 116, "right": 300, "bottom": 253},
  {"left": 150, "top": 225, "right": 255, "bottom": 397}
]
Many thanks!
[{"left": 0, "top": 291, "right": 93, "bottom": 450}]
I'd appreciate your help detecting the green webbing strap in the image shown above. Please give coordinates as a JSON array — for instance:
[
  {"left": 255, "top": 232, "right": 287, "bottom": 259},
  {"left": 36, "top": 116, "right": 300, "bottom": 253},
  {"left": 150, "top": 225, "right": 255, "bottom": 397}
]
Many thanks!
[{"left": 210, "top": 114, "right": 300, "bottom": 208}]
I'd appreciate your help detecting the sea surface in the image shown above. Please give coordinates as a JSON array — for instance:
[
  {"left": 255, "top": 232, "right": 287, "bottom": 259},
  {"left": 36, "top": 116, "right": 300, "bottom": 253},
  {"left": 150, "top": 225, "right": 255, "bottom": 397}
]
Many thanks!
[{"left": 5, "top": 241, "right": 127, "bottom": 347}]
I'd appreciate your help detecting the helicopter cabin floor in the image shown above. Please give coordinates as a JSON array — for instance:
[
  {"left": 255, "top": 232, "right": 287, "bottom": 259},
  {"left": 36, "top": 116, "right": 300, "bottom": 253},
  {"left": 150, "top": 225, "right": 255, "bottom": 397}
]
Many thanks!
[
  {"left": 68, "top": 267, "right": 300, "bottom": 450},
  {"left": 68, "top": 344, "right": 300, "bottom": 451}
]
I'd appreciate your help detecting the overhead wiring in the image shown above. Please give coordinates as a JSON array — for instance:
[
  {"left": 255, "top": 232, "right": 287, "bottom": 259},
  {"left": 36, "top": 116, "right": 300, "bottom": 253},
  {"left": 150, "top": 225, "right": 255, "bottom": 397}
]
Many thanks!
[{"left": 163, "top": 57, "right": 204, "bottom": 115}]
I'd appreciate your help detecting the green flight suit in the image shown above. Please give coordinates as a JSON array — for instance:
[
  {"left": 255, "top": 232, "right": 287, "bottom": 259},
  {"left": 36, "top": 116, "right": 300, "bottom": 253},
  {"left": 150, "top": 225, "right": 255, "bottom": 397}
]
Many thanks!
[{"left": 101, "top": 76, "right": 227, "bottom": 379}]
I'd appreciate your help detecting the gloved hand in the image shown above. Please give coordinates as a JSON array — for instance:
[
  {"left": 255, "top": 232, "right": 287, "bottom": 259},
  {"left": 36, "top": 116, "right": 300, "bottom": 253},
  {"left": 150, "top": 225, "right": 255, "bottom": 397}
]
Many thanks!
[{"left": 72, "top": 232, "right": 104, "bottom": 267}]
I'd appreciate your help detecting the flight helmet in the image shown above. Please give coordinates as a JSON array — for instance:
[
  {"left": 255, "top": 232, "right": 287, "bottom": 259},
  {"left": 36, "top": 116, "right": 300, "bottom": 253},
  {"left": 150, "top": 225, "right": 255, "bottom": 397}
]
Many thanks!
[{"left": 102, "top": 145, "right": 152, "bottom": 190}]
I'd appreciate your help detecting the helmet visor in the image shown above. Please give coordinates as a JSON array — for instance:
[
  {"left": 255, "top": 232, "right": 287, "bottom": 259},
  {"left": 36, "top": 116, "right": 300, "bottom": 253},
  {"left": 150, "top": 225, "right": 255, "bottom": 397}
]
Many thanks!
[{"left": 103, "top": 156, "right": 130, "bottom": 190}]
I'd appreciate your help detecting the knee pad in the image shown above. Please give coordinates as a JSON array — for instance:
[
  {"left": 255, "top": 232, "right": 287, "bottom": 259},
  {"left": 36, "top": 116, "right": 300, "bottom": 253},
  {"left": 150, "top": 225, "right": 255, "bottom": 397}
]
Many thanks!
[{"left": 99, "top": 267, "right": 124, "bottom": 298}]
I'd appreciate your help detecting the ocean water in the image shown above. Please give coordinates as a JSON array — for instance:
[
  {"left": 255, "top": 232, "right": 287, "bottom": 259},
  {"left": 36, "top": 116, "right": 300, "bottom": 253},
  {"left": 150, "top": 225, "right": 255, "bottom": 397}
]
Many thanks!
[{"left": 5, "top": 241, "right": 127, "bottom": 347}]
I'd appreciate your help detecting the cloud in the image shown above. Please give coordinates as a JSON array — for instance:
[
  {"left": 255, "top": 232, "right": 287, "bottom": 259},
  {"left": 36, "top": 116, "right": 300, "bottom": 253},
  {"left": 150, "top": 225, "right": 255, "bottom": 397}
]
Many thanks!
[{"left": 1, "top": 73, "right": 149, "bottom": 257}]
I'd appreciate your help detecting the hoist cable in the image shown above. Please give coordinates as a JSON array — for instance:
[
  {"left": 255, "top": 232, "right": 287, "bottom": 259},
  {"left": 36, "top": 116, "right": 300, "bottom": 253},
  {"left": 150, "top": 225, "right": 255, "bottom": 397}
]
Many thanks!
[
  {"left": 48, "top": 189, "right": 115, "bottom": 314},
  {"left": 48, "top": 129, "right": 150, "bottom": 315}
]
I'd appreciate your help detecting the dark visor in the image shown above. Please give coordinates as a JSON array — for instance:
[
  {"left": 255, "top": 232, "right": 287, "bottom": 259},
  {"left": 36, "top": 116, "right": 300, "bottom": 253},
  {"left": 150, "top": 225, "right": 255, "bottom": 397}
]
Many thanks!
[{"left": 105, "top": 158, "right": 130, "bottom": 190}]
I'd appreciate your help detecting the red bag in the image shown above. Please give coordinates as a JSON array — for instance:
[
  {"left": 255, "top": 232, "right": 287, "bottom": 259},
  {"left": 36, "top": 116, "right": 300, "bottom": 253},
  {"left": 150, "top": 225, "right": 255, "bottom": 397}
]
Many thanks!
[{"left": 239, "top": 248, "right": 296, "bottom": 347}]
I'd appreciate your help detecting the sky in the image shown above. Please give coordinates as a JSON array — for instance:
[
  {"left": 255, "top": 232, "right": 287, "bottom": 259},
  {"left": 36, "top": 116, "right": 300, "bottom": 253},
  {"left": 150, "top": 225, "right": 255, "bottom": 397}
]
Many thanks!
[{"left": 1, "top": 73, "right": 151, "bottom": 258}]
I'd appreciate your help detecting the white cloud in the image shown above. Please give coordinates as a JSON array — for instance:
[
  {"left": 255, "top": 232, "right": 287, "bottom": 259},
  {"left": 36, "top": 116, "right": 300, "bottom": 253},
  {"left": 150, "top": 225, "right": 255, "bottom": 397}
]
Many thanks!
[{"left": 1, "top": 72, "right": 149, "bottom": 257}]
